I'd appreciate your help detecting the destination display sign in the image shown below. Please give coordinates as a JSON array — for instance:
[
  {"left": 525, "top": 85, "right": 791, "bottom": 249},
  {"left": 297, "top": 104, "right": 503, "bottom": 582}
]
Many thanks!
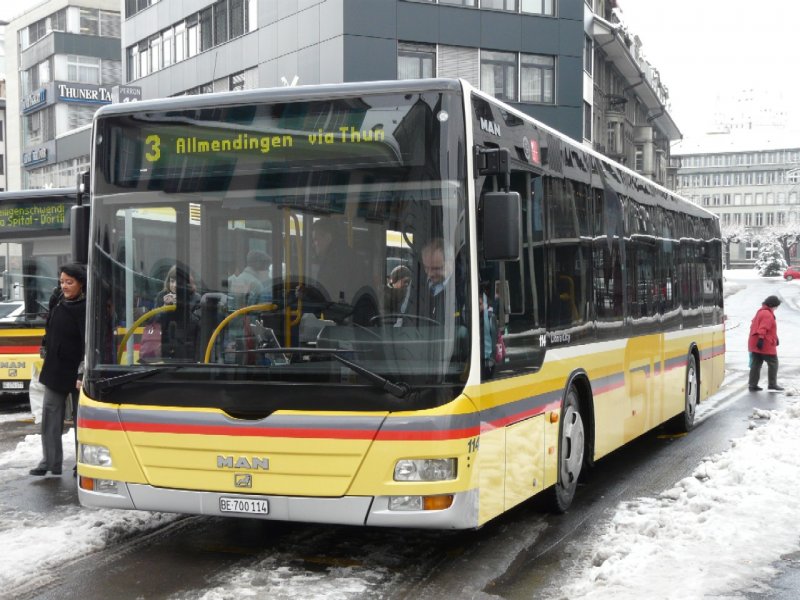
[
  {"left": 0, "top": 201, "right": 71, "bottom": 236},
  {"left": 98, "top": 91, "right": 458, "bottom": 189}
]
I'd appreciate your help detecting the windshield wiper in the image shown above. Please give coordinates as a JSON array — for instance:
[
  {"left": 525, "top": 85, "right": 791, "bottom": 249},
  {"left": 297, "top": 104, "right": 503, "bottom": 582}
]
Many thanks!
[
  {"left": 92, "top": 367, "right": 176, "bottom": 393},
  {"left": 255, "top": 347, "right": 412, "bottom": 400}
]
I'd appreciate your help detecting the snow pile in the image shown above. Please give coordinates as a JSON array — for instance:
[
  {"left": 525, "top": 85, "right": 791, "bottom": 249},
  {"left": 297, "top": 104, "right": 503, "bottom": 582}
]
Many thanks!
[
  {"left": 554, "top": 401, "right": 800, "bottom": 599},
  {"left": 0, "top": 430, "right": 179, "bottom": 596}
]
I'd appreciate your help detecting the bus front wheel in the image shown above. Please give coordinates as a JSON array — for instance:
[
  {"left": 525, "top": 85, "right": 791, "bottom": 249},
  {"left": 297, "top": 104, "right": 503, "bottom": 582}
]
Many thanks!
[
  {"left": 670, "top": 353, "right": 698, "bottom": 433},
  {"left": 549, "top": 385, "right": 585, "bottom": 513}
]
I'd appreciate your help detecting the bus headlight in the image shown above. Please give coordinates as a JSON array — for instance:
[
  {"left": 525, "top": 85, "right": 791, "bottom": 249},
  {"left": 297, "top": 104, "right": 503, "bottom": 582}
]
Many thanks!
[
  {"left": 80, "top": 444, "right": 112, "bottom": 467},
  {"left": 394, "top": 458, "right": 457, "bottom": 481}
]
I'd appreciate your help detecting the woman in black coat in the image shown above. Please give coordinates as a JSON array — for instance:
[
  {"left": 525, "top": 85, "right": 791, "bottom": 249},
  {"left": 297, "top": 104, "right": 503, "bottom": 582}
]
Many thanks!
[{"left": 30, "top": 264, "right": 87, "bottom": 477}]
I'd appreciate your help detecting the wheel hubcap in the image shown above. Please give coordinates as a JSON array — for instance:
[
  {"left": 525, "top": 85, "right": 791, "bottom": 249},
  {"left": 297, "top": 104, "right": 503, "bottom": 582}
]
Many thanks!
[
  {"left": 561, "top": 404, "right": 585, "bottom": 485},
  {"left": 686, "top": 364, "right": 697, "bottom": 419}
]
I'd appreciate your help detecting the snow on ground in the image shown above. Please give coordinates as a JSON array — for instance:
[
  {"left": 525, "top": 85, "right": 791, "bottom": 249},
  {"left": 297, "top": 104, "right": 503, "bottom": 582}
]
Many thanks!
[{"left": 0, "top": 430, "right": 179, "bottom": 595}]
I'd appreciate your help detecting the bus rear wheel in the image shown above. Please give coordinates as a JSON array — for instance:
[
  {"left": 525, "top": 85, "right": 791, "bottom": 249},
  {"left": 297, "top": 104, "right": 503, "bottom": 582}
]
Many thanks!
[{"left": 549, "top": 385, "right": 584, "bottom": 513}]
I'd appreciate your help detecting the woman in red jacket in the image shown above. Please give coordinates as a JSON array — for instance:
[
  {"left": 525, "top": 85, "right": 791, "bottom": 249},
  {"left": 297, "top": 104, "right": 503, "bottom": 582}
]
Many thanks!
[{"left": 748, "top": 295, "right": 783, "bottom": 391}]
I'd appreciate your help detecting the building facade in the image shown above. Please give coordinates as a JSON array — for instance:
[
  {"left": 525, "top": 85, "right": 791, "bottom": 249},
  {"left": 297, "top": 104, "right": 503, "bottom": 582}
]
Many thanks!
[
  {"left": 5, "top": 0, "right": 122, "bottom": 190},
  {"left": 121, "top": 0, "right": 679, "bottom": 186},
  {"left": 1, "top": 19, "right": 7, "bottom": 191},
  {"left": 672, "top": 130, "right": 800, "bottom": 267}
]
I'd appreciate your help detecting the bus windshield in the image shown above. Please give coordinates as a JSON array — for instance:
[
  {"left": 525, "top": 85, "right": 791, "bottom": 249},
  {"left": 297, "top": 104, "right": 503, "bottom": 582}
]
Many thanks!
[{"left": 86, "top": 87, "right": 470, "bottom": 410}]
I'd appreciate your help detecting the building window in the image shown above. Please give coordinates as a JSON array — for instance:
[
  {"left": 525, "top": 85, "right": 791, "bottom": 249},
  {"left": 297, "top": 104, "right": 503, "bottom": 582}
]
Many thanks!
[
  {"left": 150, "top": 36, "right": 162, "bottom": 73},
  {"left": 722, "top": 214, "right": 731, "bottom": 226},
  {"left": 213, "top": 0, "right": 228, "bottom": 45},
  {"left": 230, "top": 71, "right": 246, "bottom": 91},
  {"left": 127, "top": 45, "right": 139, "bottom": 81},
  {"left": 520, "top": 53, "right": 554, "bottom": 103},
  {"left": 126, "top": 0, "right": 156, "bottom": 19},
  {"left": 175, "top": 23, "right": 187, "bottom": 62},
  {"left": 607, "top": 120, "right": 623, "bottom": 156},
  {"left": 755, "top": 213, "right": 763, "bottom": 227},
  {"left": 481, "top": 0, "right": 518, "bottom": 10},
  {"left": 583, "top": 101, "right": 591, "bottom": 141},
  {"left": 200, "top": 8, "right": 213, "bottom": 52},
  {"left": 80, "top": 9, "right": 99, "bottom": 36},
  {"left": 744, "top": 213, "right": 752, "bottom": 226},
  {"left": 635, "top": 145, "right": 644, "bottom": 172},
  {"left": 398, "top": 42, "right": 436, "bottom": 80},
  {"left": 230, "top": 0, "right": 245, "bottom": 39},
  {"left": 67, "top": 56, "right": 101, "bottom": 85},
  {"left": 163, "top": 28, "right": 174, "bottom": 67},
  {"left": 767, "top": 212, "right": 775, "bottom": 226},
  {"left": 481, "top": 50, "right": 517, "bottom": 102},
  {"left": 66, "top": 105, "right": 96, "bottom": 132},
  {"left": 521, "top": 0, "right": 554, "bottom": 15},
  {"left": 583, "top": 34, "right": 592, "bottom": 74}
]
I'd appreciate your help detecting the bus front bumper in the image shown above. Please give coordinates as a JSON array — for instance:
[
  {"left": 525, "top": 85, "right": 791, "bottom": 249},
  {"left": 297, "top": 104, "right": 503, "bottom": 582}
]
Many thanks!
[{"left": 78, "top": 482, "right": 479, "bottom": 529}]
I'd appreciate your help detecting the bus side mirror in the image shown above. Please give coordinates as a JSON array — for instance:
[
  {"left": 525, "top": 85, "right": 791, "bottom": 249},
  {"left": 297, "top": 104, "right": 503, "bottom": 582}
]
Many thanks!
[
  {"left": 482, "top": 191, "right": 521, "bottom": 262},
  {"left": 71, "top": 205, "right": 91, "bottom": 265}
]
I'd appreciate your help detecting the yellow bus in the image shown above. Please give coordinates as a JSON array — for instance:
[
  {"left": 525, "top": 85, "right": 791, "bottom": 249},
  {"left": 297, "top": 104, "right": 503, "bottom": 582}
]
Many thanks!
[
  {"left": 75, "top": 79, "right": 724, "bottom": 528},
  {"left": 0, "top": 189, "right": 76, "bottom": 399}
]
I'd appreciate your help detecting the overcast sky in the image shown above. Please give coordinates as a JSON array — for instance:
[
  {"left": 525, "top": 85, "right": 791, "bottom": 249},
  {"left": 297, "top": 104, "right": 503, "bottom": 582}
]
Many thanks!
[{"left": 617, "top": 0, "right": 800, "bottom": 139}]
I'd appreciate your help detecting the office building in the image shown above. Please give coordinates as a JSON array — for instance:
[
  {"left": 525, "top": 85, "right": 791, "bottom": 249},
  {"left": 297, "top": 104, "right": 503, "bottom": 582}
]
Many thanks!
[{"left": 5, "top": 0, "right": 122, "bottom": 190}]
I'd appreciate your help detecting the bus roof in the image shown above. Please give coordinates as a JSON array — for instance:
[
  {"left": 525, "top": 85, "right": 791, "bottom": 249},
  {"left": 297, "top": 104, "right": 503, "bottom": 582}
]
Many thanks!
[{"left": 93, "top": 78, "right": 465, "bottom": 120}]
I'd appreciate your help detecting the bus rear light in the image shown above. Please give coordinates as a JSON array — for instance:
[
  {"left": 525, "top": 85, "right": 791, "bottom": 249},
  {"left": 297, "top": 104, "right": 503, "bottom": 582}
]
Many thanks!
[{"left": 388, "top": 494, "right": 454, "bottom": 511}]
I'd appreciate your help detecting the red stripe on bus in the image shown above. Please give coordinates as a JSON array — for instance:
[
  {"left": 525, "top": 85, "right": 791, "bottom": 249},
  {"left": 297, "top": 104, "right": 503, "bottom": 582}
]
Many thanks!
[{"left": 0, "top": 346, "right": 41, "bottom": 354}]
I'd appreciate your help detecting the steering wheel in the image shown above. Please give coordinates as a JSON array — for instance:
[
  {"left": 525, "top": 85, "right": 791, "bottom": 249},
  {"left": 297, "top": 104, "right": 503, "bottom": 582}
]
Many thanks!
[{"left": 369, "top": 313, "right": 440, "bottom": 327}]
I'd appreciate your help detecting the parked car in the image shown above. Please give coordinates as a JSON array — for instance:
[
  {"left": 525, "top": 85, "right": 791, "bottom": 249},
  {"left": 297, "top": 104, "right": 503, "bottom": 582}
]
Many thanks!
[
  {"left": 783, "top": 266, "right": 800, "bottom": 281},
  {"left": 0, "top": 300, "right": 24, "bottom": 323}
]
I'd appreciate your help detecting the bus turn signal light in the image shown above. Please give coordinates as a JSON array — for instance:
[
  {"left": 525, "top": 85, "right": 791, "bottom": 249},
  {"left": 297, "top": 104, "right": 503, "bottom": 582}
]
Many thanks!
[{"left": 423, "top": 495, "right": 454, "bottom": 511}]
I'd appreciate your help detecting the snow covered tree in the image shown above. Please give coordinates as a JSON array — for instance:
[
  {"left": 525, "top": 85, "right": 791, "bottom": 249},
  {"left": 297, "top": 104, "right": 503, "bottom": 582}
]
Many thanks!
[
  {"left": 720, "top": 223, "right": 745, "bottom": 269},
  {"left": 769, "top": 222, "right": 800, "bottom": 265},
  {"left": 754, "top": 240, "right": 788, "bottom": 276}
]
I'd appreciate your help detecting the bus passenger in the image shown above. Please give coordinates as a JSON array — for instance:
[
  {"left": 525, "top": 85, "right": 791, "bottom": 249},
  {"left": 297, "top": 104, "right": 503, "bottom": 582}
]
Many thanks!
[
  {"left": 311, "top": 219, "right": 355, "bottom": 303},
  {"left": 155, "top": 265, "right": 201, "bottom": 360},
  {"left": 29, "top": 263, "right": 87, "bottom": 477},
  {"left": 385, "top": 265, "right": 412, "bottom": 314},
  {"left": 229, "top": 249, "right": 271, "bottom": 309},
  {"left": 421, "top": 237, "right": 456, "bottom": 323}
]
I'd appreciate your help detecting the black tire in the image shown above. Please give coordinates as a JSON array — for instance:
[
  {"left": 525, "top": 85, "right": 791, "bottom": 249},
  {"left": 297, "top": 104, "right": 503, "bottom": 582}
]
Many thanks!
[
  {"left": 787, "top": 275, "right": 794, "bottom": 281},
  {"left": 548, "top": 385, "right": 585, "bottom": 513},
  {"left": 670, "top": 353, "right": 698, "bottom": 433}
]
